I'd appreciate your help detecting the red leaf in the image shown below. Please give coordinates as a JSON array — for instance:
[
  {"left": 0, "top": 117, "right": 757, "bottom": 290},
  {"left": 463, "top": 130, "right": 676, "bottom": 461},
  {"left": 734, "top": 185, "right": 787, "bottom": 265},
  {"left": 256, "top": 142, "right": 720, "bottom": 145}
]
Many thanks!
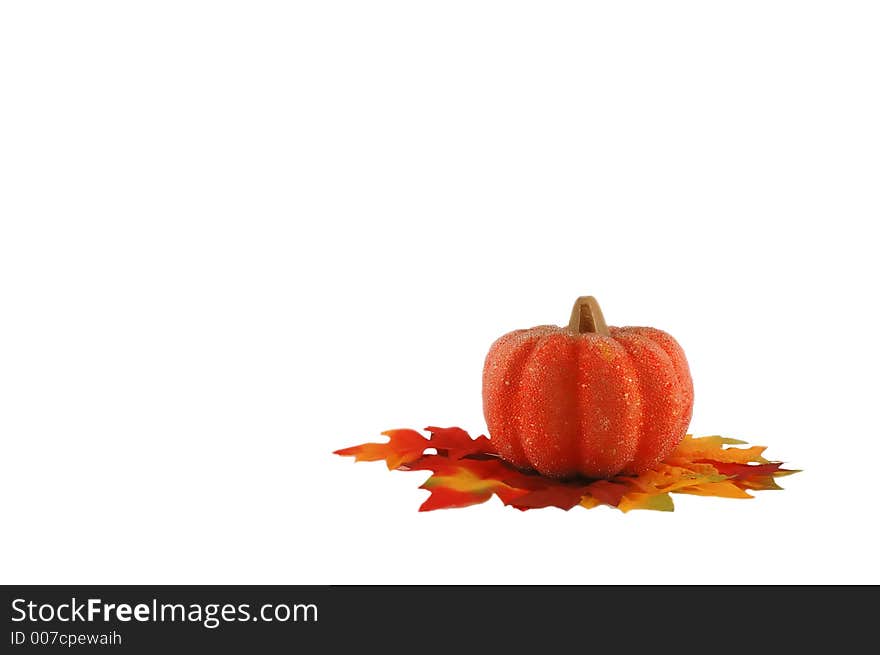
[{"left": 425, "top": 426, "right": 495, "bottom": 459}]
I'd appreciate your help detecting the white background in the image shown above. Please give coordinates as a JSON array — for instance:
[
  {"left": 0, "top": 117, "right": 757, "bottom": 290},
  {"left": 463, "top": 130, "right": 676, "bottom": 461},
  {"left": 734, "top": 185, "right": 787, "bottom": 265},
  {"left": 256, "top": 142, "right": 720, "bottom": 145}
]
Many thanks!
[{"left": 2, "top": 2, "right": 878, "bottom": 584}]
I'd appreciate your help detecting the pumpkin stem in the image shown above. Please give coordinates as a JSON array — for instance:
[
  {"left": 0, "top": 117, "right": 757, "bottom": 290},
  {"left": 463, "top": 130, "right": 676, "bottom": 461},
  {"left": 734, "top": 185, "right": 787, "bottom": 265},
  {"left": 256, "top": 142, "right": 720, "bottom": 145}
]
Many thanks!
[{"left": 568, "top": 296, "right": 610, "bottom": 336}]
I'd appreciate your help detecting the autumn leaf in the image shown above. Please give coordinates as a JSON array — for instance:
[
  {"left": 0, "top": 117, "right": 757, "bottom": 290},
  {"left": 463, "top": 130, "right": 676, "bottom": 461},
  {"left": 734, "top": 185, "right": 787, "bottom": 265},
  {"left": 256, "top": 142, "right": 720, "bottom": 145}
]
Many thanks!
[
  {"left": 335, "top": 428, "right": 798, "bottom": 513},
  {"left": 423, "top": 426, "right": 494, "bottom": 460},
  {"left": 333, "top": 429, "right": 428, "bottom": 470}
]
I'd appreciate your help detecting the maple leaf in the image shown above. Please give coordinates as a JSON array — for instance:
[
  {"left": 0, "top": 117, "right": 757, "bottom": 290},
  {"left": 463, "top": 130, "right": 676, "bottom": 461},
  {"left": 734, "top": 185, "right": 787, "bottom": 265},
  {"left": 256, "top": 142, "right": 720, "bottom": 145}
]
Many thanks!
[
  {"left": 667, "top": 436, "right": 768, "bottom": 465},
  {"left": 425, "top": 426, "right": 494, "bottom": 459},
  {"left": 335, "top": 429, "right": 798, "bottom": 513},
  {"left": 333, "top": 429, "right": 428, "bottom": 469}
]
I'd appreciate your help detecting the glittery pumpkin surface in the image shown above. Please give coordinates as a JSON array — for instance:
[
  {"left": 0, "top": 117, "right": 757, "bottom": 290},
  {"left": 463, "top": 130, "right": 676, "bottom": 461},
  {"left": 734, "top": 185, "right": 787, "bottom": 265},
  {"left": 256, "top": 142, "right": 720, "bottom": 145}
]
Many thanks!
[{"left": 482, "top": 325, "right": 693, "bottom": 478}]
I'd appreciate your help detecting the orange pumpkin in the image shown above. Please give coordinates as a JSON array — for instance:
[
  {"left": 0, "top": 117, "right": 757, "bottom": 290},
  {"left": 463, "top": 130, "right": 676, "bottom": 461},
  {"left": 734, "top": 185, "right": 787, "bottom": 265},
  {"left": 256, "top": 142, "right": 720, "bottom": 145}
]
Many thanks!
[{"left": 482, "top": 296, "right": 693, "bottom": 479}]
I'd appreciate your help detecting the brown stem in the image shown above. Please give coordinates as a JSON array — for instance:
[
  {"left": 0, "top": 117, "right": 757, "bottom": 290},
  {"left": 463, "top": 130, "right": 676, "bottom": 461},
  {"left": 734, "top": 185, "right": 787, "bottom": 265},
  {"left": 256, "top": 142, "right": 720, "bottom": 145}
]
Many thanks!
[{"left": 568, "top": 296, "right": 610, "bottom": 336}]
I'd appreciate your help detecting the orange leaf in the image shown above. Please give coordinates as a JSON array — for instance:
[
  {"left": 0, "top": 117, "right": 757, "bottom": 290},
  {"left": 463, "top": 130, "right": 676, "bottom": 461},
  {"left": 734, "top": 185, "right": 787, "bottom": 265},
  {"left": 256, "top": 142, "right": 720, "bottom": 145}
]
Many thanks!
[
  {"left": 333, "top": 429, "right": 428, "bottom": 469},
  {"left": 667, "top": 435, "right": 768, "bottom": 465}
]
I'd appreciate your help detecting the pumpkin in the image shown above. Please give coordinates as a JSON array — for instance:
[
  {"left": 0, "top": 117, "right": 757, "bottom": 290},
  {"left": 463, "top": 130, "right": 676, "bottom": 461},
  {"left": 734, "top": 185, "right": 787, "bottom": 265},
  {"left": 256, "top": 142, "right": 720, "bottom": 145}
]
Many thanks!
[{"left": 482, "top": 296, "right": 693, "bottom": 479}]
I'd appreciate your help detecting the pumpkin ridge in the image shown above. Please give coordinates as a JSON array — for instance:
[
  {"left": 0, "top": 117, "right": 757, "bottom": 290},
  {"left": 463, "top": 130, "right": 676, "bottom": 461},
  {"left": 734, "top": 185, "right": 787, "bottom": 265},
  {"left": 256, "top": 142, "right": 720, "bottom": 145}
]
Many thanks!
[
  {"left": 573, "top": 338, "right": 588, "bottom": 477},
  {"left": 627, "top": 327, "right": 694, "bottom": 444},
  {"left": 614, "top": 329, "right": 683, "bottom": 473},
  {"left": 516, "top": 333, "right": 545, "bottom": 474},
  {"left": 567, "top": 336, "right": 585, "bottom": 478},
  {"left": 509, "top": 332, "right": 552, "bottom": 468},
  {"left": 612, "top": 333, "right": 643, "bottom": 474},
  {"left": 571, "top": 334, "right": 640, "bottom": 477},
  {"left": 483, "top": 328, "right": 548, "bottom": 468},
  {"left": 517, "top": 331, "right": 573, "bottom": 476}
]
